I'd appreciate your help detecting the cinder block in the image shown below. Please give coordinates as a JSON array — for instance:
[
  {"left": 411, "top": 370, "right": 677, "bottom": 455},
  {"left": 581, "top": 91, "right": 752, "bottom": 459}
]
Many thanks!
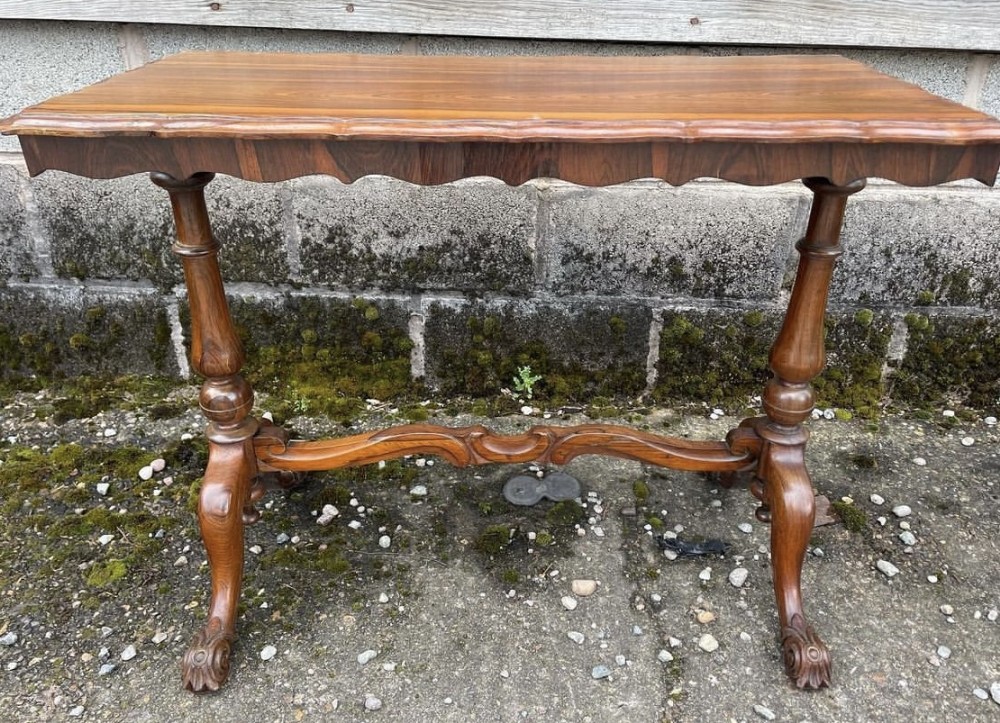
[
  {"left": 891, "top": 313, "right": 1000, "bottom": 410},
  {"left": 423, "top": 298, "right": 650, "bottom": 399},
  {"left": 0, "top": 284, "right": 178, "bottom": 378},
  {"left": 142, "top": 24, "right": 405, "bottom": 60},
  {"left": 981, "top": 54, "right": 1000, "bottom": 120},
  {"left": 295, "top": 177, "right": 537, "bottom": 293},
  {"left": 654, "top": 308, "right": 892, "bottom": 415},
  {"left": 544, "top": 183, "right": 804, "bottom": 299},
  {"left": 833, "top": 189, "right": 1000, "bottom": 308},
  {"left": 0, "top": 20, "right": 125, "bottom": 152},
  {"left": 32, "top": 172, "right": 289, "bottom": 290},
  {"left": 0, "top": 164, "right": 35, "bottom": 281}
]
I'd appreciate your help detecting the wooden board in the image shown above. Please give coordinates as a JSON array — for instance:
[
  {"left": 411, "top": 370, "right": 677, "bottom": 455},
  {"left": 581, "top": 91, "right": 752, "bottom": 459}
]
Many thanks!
[{"left": 1, "top": 0, "right": 999, "bottom": 52}]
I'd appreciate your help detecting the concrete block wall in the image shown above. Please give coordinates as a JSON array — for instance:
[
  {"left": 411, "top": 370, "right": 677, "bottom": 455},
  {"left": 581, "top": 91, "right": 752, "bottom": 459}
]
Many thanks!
[{"left": 1, "top": 19, "right": 999, "bottom": 412}]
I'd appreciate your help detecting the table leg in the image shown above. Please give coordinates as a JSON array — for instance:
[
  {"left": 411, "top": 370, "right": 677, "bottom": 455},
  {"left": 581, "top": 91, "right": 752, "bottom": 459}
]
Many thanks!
[
  {"left": 757, "top": 177, "right": 865, "bottom": 688},
  {"left": 152, "top": 172, "right": 259, "bottom": 692}
]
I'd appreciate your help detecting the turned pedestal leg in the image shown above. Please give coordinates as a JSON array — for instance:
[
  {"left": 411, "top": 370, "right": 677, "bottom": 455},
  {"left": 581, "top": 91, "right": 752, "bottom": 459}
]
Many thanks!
[
  {"left": 758, "top": 177, "right": 865, "bottom": 688},
  {"left": 152, "top": 172, "right": 258, "bottom": 692}
]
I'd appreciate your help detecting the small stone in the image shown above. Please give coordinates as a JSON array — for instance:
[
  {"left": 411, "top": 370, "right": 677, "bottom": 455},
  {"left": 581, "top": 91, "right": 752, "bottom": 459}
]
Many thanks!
[
  {"left": 138, "top": 466, "right": 154, "bottom": 481},
  {"left": 98, "top": 534, "right": 114, "bottom": 546},
  {"left": 357, "top": 649, "right": 377, "bottom": 665},
  {"left": 913, "top": 457, "right": 927, "bottom": 467},
  {"left": 892, "top": 505, "right": 912, "bottom": 518},
  {"left": 0, "top": 632, "right": 17, "bottom": 646},
  {"left": 632, "top": 625, "right": 643, "bottom": 636},
  {"left": 378, "top": 593, "right": 389, "bottom": 604},
  {"left": 260, "top": 645, "right": 277, "bottom": 661},
  {"left": 973, "top": 687, "right": 988, "bottom": 700},
  {"left": 317, "top": 505, "right": 339, "bottom": 525},
  {"left": 738, "top": 522, "right": 753, "bottom": 534},
  {"left": 561, "top": 596, "right": 578, "bottom": 611},
  {"left": 937, "top": 645, "right": 952, "bottom": 659},
  {"left": 615, "top": 654, "right": 627, "bottom": 666},
  {"left": 571, "top": 580, "right": 598, "bottom": 597},
  {"left": 870, "top": 494, "right": 885, "bottom": 505},
  {"left": 961, "top": 436, "right": 975, "bottom": 447},
  {"left": 150, "top": 458, "right": 166, "bottom": 473},
  {"left": 96, "top": 482, "right": 110, "bottom": 496},
  {"left": 823, "top": 408, "right": 835, "bottom": 420},
  {"left": 152, "top": 632, "right": 168, "bottom": 645},
  {"left": 249, "top": 545, "right": 262, "bottom": 555},
  {"left": 698, "top": 634, "right": 719, "bottom": 652},
  {"left": 899, "top": 521, "right": 911, "bottom": 531},
  {"left": 103, "top": 428, "right": 117, "bottom": 437},
  {"left": 696, "top": 610, "right": 716, "bottom": 624},
  {"left": 811, "top": 547, "right": 825, "bottom": 557},
  {"left": 378, "top": 535, "right": 391, "bottom": 549},
  {"left": 81, "top": 653, "right": 94, "bottom": 663},
  {"left": 988, "top": 609, "right": 998, "bottom": 622},
  {"left": 567, "top": 631, "right": 585, "bottom": 645},
  {"left": 591, "top": 665, "right": 612, "bottom": 680},
  {"left": 753, "top": 704, "right": 777, "bottom": 721},
  {"left": 120, "top": 645, "right": 136, "bottom": 661},
  {"left": 69, "top": 706, "right": 84, "bottom": 717},
  {"left": 348, "top": 520, "right": 362, "bottom": 530},
  {"left": 382, "top": 662, "right": 397, "bottom": 672},
  {"left": 990, "top": 682, "right": 1000, "bottom": 704},
  {"left": 364, "top": 695, "right": 383, "bottom": 711},
  {"left": 592, "top": 526, "right": 605, "bottom": 537},
  {"left": 877, "top": 560, "right": 900, "bottom": 578},
  {"left": 927, "top": 575, "right": 939, "bottom": 583},
  {"left": 409, "top": 485, "right": 428, "bottom": 497},
  {"left": 940, "top": 604, "right": 954, "bottom": 616},
  {"left": 728, "top": 568, "right": 749, "bottom": 588},
  {"left": 5, "top": 662, "right": 16, "bottom": 671},
  {"left": 174, "top": 555, "right": 188, "bottom": 567},
  {"left": 942, "top": 409, "right": 956, "bottom": 417},
  {"left": 669, "top": 637, "right": 682, "bottom": 648},
  {"left": 898, "top": 532, "right": 916, "bottom": 546},
  {"left": 520, "top": 405, "right": 534, "bottom": 415},
  {"left": 740, "top": 632, "right": 752, "bottom": 643},
  {"left": 985, "top": 416, "right": 997, "bottom": 426},
  {"left": 709, "top": 499, "right": 722, "bottom": 508},
  {"left": 98, "top": 663, "right": 116, "bottom": 676},
  {"left": 657, "top": 649, "right": 674, "bottom": 663},
  {"left": 698, "top": 567, "right": 712, "bottom": 581}
]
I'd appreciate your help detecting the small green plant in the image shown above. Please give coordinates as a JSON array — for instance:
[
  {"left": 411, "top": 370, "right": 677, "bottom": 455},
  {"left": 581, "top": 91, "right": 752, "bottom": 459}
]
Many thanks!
[{"left": 512, "top": 365, "right": 543, "bottom": 399}]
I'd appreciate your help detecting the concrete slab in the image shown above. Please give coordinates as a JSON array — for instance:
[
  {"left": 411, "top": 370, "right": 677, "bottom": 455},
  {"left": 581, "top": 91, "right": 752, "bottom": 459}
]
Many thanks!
[{"left": 0, "top": 163, "right": 34, "bottom": 280}]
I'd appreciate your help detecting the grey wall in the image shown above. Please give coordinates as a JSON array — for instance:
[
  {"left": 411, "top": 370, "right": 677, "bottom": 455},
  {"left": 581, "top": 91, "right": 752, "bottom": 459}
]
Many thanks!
[{"left": 1, "top": 20, "right": 999, "bottom": 410}]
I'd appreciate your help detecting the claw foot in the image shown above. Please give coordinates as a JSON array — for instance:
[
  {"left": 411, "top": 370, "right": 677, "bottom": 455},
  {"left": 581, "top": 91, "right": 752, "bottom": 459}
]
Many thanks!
[
  {"left": 781, "top": 613, "right": 831, "bottom": 689},
  {"left": 181, "top": 620, "right": 234, "bottom": 692}
]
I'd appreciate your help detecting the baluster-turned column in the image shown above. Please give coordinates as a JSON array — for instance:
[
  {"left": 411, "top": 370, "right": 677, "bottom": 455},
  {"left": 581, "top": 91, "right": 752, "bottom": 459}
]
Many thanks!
[
  {"left": 757, "top": 177, "right": 865, "bottom": 689},
  {"left": 152, "top": 172, "right": 258, "bottom": 692}
]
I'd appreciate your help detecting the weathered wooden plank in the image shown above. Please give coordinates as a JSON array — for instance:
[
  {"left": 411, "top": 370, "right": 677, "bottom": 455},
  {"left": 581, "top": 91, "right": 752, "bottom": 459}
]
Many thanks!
[{"left": 1, "top": 0, "right": 998, "bottom": 52}]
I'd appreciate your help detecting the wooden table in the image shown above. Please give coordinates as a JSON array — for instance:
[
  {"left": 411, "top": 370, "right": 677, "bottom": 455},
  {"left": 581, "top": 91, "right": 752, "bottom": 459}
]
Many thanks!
[{"left": 4, "top": 53, "right": 1000, "bottom": 693}]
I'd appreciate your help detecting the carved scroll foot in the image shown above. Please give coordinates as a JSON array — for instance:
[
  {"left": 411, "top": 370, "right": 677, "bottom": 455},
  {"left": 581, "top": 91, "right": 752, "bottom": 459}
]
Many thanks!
[
  {"left": 182, "top": 618, "right": 234, "bottom": 693},
  {"left": 781, "top": 613, "right": 831, "bottom": 689}
]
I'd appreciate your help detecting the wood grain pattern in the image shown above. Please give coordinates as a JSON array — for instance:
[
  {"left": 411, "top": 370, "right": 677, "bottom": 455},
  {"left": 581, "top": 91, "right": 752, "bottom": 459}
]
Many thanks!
[
  {"left": 254, "top": 423, "right": 756, "bottom": 474},
  {"left": 4, "top": 54, "right": 1000, "bottom": 145},
  {"left": 3, "top": 1, "right": 999, "bottom": 52}
]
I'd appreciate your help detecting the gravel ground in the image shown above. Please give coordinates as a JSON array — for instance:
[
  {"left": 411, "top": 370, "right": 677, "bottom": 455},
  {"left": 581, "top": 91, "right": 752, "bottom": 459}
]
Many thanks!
[{"left": 0, "top": 388, "right": 998, "bottom": 722}]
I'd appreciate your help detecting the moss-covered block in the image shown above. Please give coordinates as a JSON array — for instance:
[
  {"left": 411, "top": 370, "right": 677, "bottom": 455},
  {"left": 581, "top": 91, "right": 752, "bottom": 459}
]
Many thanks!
[
  {"left": 0, "top": 164, "right": 35, "bottom": 282},
  {"left": 216, "top": 294, "right": 416, "bottom": 421},
  {"left": 834, "top": 190, "right": 1000, "bottom": 308},
  {"left": 423, "top": 299, "right": 650, "bottom": 401},
  {"left": 653, "top": 308, "right": 892, "bottom": 414},
  {"left": 32, "top": 173, "right": 180, "bottom": 290},
  {"left": 294, "top": 176, "right": 537, "bottom": 293},
  {"left": 543, "top": 183, "right": 803, "bottom": 299},
  {"left": 890, "top": 313, "right": 1000, "bottom": 410},
  {"left": 0, "top": 286, "right": 178, "bottom": 379},
  {"left": 206, "top": 176, "right": 290, "bottom": 284}
]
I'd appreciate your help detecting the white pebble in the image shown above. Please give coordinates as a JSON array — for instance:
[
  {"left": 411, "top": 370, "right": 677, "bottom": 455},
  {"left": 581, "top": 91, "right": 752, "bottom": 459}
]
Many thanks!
[
  {"left": 937, "top": 645, "right": 952, "bottom": 660},
  {"left": 378, "top": 593, "right": 389, "bottom": 604},
  {"left": 174, "top": 555, "right": 188, "bottom": 567},
  {"left": 899, "top": 521, "right": 911, "bottom": 530},
  {"left": 180, "top": 433, "right": 193, "bottom": 441},
  {"left": 415, "top": 458, "right": 427, "bottom": 468},
  {"left": 409, "top": 485, "right": 428, "bottom": 497},
  {"left": 927, "top": 575, "right": 939, "bottom": 583},
  {"left": 96, "top": 482, "right": 110, "bottom": 496},
  {"left": 984, "top": 416, "right": 997, "bottom": 426},
  {"left": 120, "top": 645, "right": 137, "bottom": 661},
  {"left": 754, "top": 704, "right": 777, "bottom": 721},
  {"left": 870, "top": 494, "right": 885, "bottom": 505},
  {"left": 69, "top": 706, "right": 84, "bottom": 717},
  {"left": 877, "top": 560, "right": 900, "bottom": 578},
  {"left": 348, "top": 520, "right": 362, "bottom": 530},
  {"left": 738, "top": 522, "right": 753, "bottom": 534},
  {"left": 138, "top": 466, "right": 153, "bottom": 481},
  {"left": 942, "top": 409, "right": 956, "bottom": 417},
  {"left": 899, "top": 531, "right": 916, "bottom": 546},
  {"left": 961, "top": 437, "right": 975, "bottom": 447},
  {"left": 740, "top": 632, "right": 752, "bottom": 643},
  {"left": 657, "top": 649, "right": 674, "bottom": 662},
  {"left": 98, "top": 534, "right": 114, "bottom": 546},
  {"left": 728, "top": 568, "right": 749, "bottom": 588},
  {"left": 988, "top": 609, "right": 998, "bottom": 622},
  {"left": 567, "top": 631, "right": 585, "bottom": 645},
  {"left": 561, "top": 596, "right": 578, "bottom": 611},
  {"left": 521, "top": 406, "right": 533, "bottom": 415},
  {"left": 357, "top": 649, "right": 377, "bottom": 665},
  {"left": 378, "top": 535, "right": 391, "bottom": 549},
  {"left": 152, "top": 632, "right": 168, "bottom": 645},
  {"left": 260, "top": 645, "right": 277, "bottom": 661},
  {"left": 973, "top": 687, "right": 988, "bottom": 700},
  {"left": 669, "top": 637, "right": 682, "bottom": 648},
  {"left": 823, "top": 408, "right": 835, "bottom": 420},
  {"left": 150, "top": 458, "right": 166, "bottom": 472},
  {"left": 0, "top": 632, "right": 17, "bottom": 646},
  {"left": 364, "top": 695, "right": 383, "bottom": 711},
  {"left": 992, "top": 682, "right": 1000, "bottom": 704},
  {"left": 892, "top": 505, "right": 912, "bottom": 518},
  {"left": 382, "top": 662, "right": 396, "bottom": 672},
  {"left": 913, "top": 457, "right": 927, "bottom": 467},
  {"left": 571, "top": 579, "right": 597, "bottom": 597},
  {"left": 615, "top": 654, "right": 627, "bottom": 666},
  {"left": 699, "top": 567, "right": 712, "bottom": 581},
  {"left": 712, "top": 408, "right": 724, "bottom": 416},
  {"left": 698, "top": 634, "right": 719, "bottom": 652},
  {"left": 592, "top": 526, "right": 605, "bottom": 537},
  {"left": 103, "top": 428, "right": 117, "bottom": 438}
]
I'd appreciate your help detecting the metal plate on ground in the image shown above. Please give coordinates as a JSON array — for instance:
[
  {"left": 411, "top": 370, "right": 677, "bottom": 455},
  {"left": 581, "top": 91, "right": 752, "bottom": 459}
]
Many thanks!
[{"left": 503, "top": 470, "right": 582, "bottom": 506}]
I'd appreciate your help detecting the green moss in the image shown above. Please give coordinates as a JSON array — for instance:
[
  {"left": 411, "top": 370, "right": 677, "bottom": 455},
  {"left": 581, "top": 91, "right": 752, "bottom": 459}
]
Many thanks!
[
  {"left": 831, "top": 500, "right": 868, "bottom": 534},
  {"left": 850, "top": 453, "right": 877, "bottom": 469},
  {"left": 500, "top": 568, "right": 520, "bottom": 585},
  {"left": 632, "top": 480, "right": 650, "bottom": 503},
  {"left": 85, "top": 559, "right": 128, "bottom": 588},
  {"left": 535, "top": 531, "right": 553, "bottom": 547},
  {"left": 544, "top": 500, "right": 585, "bottom": 529},
  {"left": 474, "top": 525, "right": 512, "bottom": 555}
]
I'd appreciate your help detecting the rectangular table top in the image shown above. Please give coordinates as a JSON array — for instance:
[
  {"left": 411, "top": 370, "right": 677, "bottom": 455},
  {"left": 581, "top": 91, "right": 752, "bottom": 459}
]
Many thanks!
[{"left": 4, "top": 52, "right": 1000, "bottom": 145}]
